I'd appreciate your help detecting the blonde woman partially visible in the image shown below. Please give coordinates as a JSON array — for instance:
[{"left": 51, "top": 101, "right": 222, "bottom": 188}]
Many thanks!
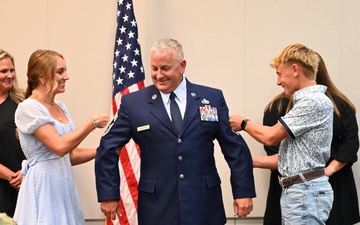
[
  {"left": 0, "top": 50, "right": 26, "bottom": 217},
  {"left": 13, "top": 50, "right": 109, "bottom": 225}
]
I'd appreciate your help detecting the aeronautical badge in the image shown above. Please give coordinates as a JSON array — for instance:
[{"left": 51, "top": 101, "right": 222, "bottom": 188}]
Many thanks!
[
  {"left": 201, "top": 98, "right": 209, "bottom": 104},
  {"left": 199, "top": 105, "right": 218, "bottom": 121}
]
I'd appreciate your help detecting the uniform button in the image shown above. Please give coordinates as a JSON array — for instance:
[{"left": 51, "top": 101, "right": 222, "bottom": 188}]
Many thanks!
[
  {"left": 179, "top": 174, "right": 185, "bottom": 179},
  {"left": 177, "top": 139, "right": 182, "bottom": 144},
  {"left": 178, "top": 156, "right": 183, "bottom": 161}
]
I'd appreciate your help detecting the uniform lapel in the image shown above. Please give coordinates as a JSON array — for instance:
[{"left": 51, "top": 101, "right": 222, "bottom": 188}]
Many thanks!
[
  {"left": 181, "top": 80, "right": 201, "bottom": 135},
  {"left": 148, "top": 86, "right": 178, "bottom": 135}
]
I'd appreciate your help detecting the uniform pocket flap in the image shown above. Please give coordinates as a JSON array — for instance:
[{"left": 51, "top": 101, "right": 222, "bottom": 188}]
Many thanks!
[
  {"left": 138, "top": 178, "right": 156, "bottom": 193},
  {"left": 205, "top": 173, "right": 221, "bottom": 189}
]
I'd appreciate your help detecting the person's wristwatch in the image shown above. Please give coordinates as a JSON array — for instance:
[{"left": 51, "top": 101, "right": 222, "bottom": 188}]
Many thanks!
[{"left": 241, "top": 119, "right": 250, "bottom": 131}]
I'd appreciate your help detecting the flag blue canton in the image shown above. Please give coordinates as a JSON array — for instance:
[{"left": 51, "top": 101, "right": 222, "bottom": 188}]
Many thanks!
[{"left": 112, "top": 0, "right": 145, "bottom": 98}]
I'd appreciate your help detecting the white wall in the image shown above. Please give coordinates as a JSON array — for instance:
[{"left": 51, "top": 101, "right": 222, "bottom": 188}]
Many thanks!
[{"left": 1, "top": 0, "right": 360, "bottom": 221}]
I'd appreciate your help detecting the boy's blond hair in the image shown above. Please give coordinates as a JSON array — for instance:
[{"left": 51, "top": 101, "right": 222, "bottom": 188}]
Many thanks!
[{"left": 270, "top": 43, "right": 320, "bottom": 80}]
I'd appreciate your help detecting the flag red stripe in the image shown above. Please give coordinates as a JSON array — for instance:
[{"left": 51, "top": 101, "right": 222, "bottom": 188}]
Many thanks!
[
  {"left": 120, "top": 88, "right": 130, "bottom": 96},
  {"left": 112, "top": 98, "right": 118, "bottom": 116},
  {"left": 135, "top": 141, "right": 141, "bottom": 159},
  {"left": 120, "top": 146, "right": 139, "bottom": 210},
  {"left": 137, "top": 81, "right": 145, "bottom": 90},
  {"left": 119, "top": 198, "right": 130, "bottom": 225},
  {"left": 106, "top": 217, "right": 113, "bottom": 225}
]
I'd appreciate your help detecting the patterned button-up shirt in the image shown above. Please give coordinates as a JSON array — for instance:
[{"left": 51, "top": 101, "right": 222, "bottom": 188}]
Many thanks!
[{"left": 278, "top": 85, "right": 333, "bottom": 177}]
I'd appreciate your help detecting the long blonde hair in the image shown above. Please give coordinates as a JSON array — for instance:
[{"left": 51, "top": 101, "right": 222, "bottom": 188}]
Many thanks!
[
  {"left": 264, "top": 92, "right": 293, "bottom": 115},
  {"left": 316, "top": 53, "right": 356, "bottom": 116},
  {"left": 0, "top": 49, "right": 24, "bottom": 104}
]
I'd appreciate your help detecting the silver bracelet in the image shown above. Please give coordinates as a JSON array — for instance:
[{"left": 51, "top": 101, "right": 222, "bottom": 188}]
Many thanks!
[{"left": 90, "top": 117, "right": 98, "bottom": 129}]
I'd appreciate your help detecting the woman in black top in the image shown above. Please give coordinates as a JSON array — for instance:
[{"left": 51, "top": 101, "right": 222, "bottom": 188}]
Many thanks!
[{"left": 0, "top": 50, "right": 26, "bottom": 217}]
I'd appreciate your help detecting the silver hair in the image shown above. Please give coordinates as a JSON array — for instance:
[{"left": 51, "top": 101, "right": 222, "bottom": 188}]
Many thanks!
[{"left": 151, "top": 38, "right": 184, "bottom": 61}]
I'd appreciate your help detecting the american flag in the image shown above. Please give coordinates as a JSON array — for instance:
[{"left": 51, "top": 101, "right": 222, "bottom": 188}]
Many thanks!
[{"left": 107, "top": 0, "right": 145, "bottom": 224}]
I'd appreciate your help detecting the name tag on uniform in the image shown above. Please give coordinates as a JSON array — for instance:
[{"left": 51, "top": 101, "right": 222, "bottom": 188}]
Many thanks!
[
  {"left": 137, "top": 125, "right": 150, "bottom": 132},
  {"left": 199, "top": 105, "right": 218, "bottom": 121}
]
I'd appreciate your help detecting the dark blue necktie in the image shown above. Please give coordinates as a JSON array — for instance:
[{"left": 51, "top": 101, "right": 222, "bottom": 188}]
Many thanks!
[{"left": 170, "top": 92, "right": 182, "bottom": 132}]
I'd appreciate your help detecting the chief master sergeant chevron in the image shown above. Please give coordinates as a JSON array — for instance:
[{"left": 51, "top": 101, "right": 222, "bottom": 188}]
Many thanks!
[{"left": 95, "top": 38, "right": 256, "bottom": 225}]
